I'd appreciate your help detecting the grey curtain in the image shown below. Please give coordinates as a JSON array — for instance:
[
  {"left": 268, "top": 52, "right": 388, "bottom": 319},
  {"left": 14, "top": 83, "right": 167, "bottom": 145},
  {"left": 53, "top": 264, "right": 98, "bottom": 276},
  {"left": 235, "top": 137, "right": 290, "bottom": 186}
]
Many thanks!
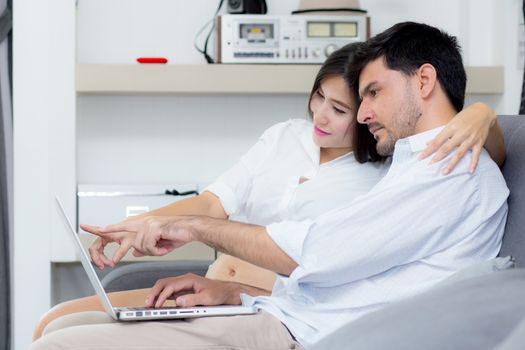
[
  {"left": 0, "top": 0, "right": 11, "bottom": 349},
  {"left": 521, "top": 0, "right": 525, "bottom": 114}
]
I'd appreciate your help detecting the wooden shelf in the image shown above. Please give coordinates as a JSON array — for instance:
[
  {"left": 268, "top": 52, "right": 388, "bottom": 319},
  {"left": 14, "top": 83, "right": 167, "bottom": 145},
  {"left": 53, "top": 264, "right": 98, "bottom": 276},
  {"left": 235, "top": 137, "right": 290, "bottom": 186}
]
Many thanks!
[
  {"left": 76, "top": 64, "right": 504, "bottom": 95},
  {"left": 76, "top": 64, "right": 320, "bottom": 94}
]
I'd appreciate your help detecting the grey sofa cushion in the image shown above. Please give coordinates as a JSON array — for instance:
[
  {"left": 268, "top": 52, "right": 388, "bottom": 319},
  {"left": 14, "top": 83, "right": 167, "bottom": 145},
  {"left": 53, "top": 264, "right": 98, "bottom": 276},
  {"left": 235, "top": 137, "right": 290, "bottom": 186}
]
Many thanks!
[
  {"left": 310, "top": 268, "right": 525, "bottom": 350},
  {"left": 495, "top": 315, "right": 525, "bottom": 350},
  {"left": 498, "top": 115, "right": 525, "bottom": 267}
]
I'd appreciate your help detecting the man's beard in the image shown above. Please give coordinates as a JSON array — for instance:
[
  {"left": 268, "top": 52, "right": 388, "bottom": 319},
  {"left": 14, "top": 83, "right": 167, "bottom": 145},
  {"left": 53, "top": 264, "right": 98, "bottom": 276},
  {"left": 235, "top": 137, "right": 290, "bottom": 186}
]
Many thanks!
[{"left": 376, "top": 88, "right": 422, "bottom": 156}]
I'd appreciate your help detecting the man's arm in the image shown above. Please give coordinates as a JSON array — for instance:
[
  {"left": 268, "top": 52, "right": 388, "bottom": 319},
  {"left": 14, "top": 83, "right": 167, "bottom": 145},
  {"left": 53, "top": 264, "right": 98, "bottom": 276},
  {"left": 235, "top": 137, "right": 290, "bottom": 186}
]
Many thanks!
[
  {"left": 94, "top": 216, "right": 299, "bottom": 276},
  {"left": 83, "top": 191, "right": 227, "bottom": 268},
  {"left": 283, "top": 156, "right": 508, "bottom": 287},
  {"left": 189, "top": 217, "right": 298, "bottom": 276}
]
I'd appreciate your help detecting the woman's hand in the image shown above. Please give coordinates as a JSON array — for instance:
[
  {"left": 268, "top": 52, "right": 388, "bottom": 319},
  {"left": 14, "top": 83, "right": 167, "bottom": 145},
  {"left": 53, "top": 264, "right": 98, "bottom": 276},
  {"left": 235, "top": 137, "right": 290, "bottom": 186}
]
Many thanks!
[{"left": 419, "top": 102, "right": 503, "bottom": 174}]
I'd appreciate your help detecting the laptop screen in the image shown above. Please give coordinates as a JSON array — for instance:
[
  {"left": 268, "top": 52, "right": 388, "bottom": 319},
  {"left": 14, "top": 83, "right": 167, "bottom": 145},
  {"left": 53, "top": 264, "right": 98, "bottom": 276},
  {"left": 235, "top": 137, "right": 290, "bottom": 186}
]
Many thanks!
[{"left": 55, "top": 195, "right": 118, "bottom": 319}]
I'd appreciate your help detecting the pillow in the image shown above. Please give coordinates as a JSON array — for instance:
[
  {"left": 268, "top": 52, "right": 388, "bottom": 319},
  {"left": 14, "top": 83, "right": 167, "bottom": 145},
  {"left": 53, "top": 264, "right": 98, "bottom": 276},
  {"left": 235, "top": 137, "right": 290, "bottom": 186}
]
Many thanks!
[
  {"left": 495, "top": 315, "right": 525, "bottom": 350},
  {"left": 310, "top": 268, "right": 525, "bottom": 350}
]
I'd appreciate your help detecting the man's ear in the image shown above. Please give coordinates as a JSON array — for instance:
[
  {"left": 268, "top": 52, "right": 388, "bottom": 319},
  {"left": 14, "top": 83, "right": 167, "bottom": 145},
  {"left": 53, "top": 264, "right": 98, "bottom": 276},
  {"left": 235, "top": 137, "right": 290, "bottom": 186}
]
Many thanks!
[{"left": 417, "top": 63, "right": 438, "bottom": 99}]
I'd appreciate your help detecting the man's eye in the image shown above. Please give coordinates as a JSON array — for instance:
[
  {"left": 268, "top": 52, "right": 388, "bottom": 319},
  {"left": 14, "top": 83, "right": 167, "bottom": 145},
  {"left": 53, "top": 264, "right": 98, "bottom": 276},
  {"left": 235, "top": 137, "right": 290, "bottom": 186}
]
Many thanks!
[{"left": 370, "top": 90, "right": 377, "bottom": 97}]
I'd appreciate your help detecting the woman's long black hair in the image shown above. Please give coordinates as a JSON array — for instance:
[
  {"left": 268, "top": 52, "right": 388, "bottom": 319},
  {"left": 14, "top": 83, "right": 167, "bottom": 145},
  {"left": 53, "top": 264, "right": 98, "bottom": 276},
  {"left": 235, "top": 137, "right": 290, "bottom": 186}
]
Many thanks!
[{"left": 307, "top": 42, "right": 383, "bottom": 163}]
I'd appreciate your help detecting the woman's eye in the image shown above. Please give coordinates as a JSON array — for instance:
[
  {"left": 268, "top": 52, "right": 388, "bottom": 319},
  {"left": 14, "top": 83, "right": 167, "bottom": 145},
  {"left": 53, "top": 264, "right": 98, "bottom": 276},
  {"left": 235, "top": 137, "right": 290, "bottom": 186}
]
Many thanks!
[
  {"left": 370, "top": 89, "right": 377, "bottom": 97},
  {"left": 316, "top": 90, "right": 325, "bottom": 99},
  {"left": 333, "top": 106, "right": 346, "bottom": 114}
]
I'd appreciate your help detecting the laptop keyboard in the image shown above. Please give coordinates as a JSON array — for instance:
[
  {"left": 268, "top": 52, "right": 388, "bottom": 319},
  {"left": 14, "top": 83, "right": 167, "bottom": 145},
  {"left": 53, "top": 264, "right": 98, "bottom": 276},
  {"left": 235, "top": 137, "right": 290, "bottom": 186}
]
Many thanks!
[{"left": 120, "top": 306, "right": 176, "bottom": 311}]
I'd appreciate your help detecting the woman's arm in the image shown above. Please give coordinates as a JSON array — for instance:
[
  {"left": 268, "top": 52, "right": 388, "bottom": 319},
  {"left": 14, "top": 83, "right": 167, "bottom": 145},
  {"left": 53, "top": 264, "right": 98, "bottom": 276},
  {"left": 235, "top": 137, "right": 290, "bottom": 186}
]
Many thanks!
[
  {"left": 135, "top": 191, "right": 228, "bottom": 219},
  {"left": 420, "top": 102, "right": 505, "bottom": 174}
]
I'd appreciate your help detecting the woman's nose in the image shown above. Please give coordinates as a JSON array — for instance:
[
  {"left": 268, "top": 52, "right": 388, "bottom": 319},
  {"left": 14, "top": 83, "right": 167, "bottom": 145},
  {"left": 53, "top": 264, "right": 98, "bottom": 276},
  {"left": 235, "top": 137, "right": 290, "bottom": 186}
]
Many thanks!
[{"left": 313, "top": 103, "right": 330, "bottom": 124}]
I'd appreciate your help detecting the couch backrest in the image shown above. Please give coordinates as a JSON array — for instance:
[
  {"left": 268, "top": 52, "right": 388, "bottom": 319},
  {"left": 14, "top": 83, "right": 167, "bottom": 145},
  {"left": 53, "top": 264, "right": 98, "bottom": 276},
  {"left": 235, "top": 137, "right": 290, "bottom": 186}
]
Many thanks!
[{"left": 497, "top": 115, "right": 525, "bottom": 267}]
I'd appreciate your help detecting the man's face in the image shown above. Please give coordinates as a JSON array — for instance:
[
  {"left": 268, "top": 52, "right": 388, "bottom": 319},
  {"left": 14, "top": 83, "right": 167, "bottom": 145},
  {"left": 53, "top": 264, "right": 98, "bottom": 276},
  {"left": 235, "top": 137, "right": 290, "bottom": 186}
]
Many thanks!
[{"left": 357, "top": 58, "right": 422, "bottom": 156}]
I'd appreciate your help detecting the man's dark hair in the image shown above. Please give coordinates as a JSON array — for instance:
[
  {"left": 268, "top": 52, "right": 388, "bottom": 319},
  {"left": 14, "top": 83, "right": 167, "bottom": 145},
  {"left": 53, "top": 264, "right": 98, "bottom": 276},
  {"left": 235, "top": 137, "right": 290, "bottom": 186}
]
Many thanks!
[{"left": 346, "top": 22, "right": 467, "bottom": 113}]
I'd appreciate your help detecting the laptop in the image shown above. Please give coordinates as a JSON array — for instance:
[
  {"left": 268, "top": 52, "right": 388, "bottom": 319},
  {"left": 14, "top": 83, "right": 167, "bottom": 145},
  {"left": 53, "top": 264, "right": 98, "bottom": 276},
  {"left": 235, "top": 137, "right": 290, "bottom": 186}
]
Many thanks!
[{"left": 55, "top": 195, "right": 258, "bottom": 321}]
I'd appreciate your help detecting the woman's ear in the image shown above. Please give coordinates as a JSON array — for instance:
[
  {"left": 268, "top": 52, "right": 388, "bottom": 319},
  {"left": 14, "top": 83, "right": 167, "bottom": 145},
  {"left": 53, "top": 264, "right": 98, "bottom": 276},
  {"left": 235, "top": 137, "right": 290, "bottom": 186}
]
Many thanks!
[{"left": 417, "top": 63, "right": 438, "bottom": 99}]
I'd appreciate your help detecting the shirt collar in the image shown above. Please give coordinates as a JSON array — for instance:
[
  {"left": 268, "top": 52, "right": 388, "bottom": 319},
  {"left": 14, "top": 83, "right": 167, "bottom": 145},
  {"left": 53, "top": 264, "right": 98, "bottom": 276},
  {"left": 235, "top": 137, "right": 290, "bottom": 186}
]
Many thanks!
[
  {"left": 390, "top": 126, "right": 446, "bottom": 164},
  {"left": 404, "top": 126, "right": 446, "bottom": 153}
]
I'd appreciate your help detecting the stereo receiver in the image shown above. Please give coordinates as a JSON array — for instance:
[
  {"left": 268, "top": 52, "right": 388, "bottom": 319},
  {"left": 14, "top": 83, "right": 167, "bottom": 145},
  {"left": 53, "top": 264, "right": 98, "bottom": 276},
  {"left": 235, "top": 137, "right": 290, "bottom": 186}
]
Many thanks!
[{"left": 216, "top": 14, "right": 369, "bottom": 64}]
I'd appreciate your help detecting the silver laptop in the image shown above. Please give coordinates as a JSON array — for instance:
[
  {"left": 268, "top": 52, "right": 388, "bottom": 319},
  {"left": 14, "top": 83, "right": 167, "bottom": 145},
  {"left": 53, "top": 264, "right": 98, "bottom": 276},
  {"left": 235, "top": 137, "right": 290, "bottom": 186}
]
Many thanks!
[{"left": 55, "top": 195, "right": 258, "bottom": 321}]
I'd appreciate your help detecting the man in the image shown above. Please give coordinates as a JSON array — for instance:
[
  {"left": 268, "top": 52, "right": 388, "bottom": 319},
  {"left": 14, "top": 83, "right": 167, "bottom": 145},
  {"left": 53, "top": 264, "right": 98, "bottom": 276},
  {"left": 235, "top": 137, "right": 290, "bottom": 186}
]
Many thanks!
[{"left": 32, "top": 22, "right": 508, "bottom": 349}]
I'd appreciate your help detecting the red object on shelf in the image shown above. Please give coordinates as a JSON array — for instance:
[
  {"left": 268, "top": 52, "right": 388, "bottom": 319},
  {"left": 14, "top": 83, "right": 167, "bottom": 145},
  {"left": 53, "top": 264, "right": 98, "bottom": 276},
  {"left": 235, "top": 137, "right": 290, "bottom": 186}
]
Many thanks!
[{"left": 136, "top": 57, "right": 168, "bottom": 64}]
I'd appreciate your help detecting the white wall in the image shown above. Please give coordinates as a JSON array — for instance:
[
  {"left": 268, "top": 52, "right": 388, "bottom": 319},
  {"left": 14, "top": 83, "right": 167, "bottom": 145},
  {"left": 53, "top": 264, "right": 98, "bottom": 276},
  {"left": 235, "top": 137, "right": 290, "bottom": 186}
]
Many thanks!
[
  {"left": 76, "top": 0, "right": 310, "bottom": 186},
  {"left": 13, "top": 0, "right": 52, "bottom": 349},
  {"left": 75, "top": 0, "right": 522, "bottom": 187},
  {"left": 14, "top": 1, "right": 76, "bottom": 349},
  {"left": 76, "top": 0, "right": 523, "bottom": 114},
  {"left": 76, "top": 0, "right": 298, "bottom": 64},
  {"left": 14, "top": 1, "right": 523, "bottom": 349},
  {"left": 363, "top": 0, "right": 521, "bottom": 114},
  {"left": 77, "top": 94, "right": 307, "bottom": 185}
]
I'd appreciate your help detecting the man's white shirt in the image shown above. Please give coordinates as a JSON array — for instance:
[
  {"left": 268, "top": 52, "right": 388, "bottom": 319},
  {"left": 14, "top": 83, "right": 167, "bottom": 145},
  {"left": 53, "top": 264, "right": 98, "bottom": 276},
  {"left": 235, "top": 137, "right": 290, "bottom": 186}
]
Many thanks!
[{"left": 241, "top": 126, "right": 509, "bottom": 347}]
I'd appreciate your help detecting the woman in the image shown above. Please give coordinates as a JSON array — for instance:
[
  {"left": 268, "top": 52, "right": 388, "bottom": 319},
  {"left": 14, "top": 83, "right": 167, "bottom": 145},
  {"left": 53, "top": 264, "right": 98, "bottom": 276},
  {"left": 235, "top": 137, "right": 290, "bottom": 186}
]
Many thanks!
[{"left": 33, "top": 42, "right": 504, "bottom": 339}]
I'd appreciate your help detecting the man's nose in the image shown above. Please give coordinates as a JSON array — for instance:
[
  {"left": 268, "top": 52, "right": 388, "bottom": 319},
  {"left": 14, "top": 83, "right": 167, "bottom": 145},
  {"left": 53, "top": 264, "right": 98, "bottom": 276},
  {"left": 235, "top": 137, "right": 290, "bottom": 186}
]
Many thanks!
[{"left": 357, "top": 102, "right": 372, "bottom": 124}]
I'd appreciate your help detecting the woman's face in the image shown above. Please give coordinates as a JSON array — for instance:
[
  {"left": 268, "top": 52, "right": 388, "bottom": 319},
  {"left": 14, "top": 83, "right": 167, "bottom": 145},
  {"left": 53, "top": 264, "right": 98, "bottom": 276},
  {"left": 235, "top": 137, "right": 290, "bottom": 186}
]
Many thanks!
[{"left": 309, "top": 75, "right": 356, "bottom": 150}]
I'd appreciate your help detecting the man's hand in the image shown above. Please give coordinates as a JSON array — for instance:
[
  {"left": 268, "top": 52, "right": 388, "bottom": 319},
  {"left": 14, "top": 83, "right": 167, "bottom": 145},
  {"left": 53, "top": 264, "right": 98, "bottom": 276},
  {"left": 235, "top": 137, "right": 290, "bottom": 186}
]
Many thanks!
[
  {"left": 81, "top": 216, "right": 196, "bottom": 268},
  {"left": 145, "top": 274, "right": 244, "bottom": 308},
  {"left": 81, "top": 223, "right": 137, "bottom": 269}
]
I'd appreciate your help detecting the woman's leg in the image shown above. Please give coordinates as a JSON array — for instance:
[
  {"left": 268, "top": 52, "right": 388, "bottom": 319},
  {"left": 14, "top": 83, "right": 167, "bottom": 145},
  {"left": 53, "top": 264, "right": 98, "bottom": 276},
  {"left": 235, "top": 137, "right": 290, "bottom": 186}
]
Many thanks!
[
  {"left": 43, "top": 311, "right": 115, "bottom": 336},
  {"left": 33, "top": 288, "right": 164, "bottom": 340}
]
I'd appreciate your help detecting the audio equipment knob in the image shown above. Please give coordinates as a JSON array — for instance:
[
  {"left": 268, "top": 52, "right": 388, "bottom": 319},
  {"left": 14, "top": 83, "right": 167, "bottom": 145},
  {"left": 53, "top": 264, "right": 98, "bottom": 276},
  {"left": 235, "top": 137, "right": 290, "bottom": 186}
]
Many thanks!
[
  {"left": 324, "top": 44, "right": 338, "bottom": 57},
  {"left": 312, "top": 48, "right": 321, "bottom": 57}
]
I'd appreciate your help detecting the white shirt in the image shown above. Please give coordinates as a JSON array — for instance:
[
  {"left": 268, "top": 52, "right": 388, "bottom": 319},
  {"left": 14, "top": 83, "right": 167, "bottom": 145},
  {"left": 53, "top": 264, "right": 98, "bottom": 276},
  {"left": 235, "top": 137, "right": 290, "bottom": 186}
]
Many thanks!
[
  {"left": 241, "top": 126, "right": 509, "bottom": 347},
  {"left": 205, "top": 119, "right": 388, "bottom": 225}
]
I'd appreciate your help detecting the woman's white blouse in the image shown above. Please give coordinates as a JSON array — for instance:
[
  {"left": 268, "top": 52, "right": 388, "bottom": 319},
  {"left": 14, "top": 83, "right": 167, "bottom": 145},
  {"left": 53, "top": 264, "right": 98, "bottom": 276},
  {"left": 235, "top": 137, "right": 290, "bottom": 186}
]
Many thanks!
[{"left": 205, "top": 119, "right": 388, "bottom": 224}]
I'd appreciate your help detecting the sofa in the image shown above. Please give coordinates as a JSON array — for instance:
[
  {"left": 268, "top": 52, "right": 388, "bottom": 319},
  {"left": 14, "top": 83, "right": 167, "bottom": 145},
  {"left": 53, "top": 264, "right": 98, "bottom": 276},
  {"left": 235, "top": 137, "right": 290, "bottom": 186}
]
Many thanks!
[{"left": 36, "top": 115, "right": 525, "bottom": 349}]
